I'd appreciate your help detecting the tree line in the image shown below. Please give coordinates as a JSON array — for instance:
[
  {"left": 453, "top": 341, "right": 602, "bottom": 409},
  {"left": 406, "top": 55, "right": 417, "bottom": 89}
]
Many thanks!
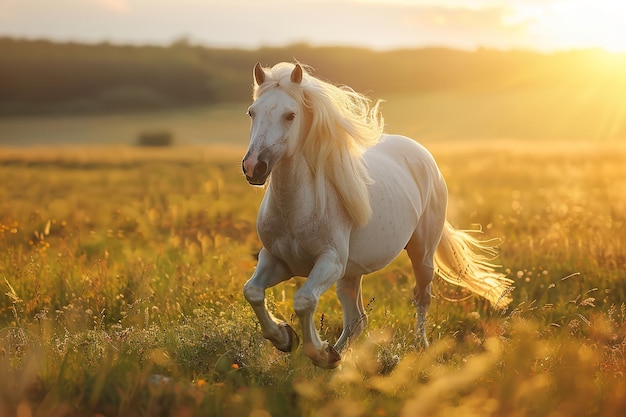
[{"left": 0, "top": 37, "right": 623, "bottom": 116}]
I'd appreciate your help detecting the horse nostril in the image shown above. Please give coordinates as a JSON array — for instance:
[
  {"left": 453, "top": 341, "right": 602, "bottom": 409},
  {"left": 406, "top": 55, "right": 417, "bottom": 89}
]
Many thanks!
[
  {"left": 254, "top": 160, "right": 268, "bottom": 179},
  {"left": 241, "top": 160, "right": 247, "bottom": 175}
]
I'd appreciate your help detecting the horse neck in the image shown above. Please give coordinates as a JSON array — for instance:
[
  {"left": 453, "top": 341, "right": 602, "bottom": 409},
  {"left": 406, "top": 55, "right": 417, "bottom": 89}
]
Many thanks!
[{"left": 268, "top": 152, "right": 315, "bottom": 210}]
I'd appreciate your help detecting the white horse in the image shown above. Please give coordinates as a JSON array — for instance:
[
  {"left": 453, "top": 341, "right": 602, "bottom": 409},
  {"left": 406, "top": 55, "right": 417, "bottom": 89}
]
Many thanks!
[{"left": 242, "top": 62, "right": 513, "bottom": 368}]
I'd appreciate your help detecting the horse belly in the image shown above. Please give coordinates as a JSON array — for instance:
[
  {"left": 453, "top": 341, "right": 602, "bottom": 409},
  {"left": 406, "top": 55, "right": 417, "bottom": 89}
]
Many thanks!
[
  {"left": 346, "top": 135, "right": 439, "bottom": 275},
  {"left": 347, "top": 189, "right": 419, "bottom": 274}
]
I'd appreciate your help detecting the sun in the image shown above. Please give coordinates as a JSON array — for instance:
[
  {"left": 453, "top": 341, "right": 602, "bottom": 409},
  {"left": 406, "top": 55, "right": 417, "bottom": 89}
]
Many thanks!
[{"left": 525, "top": 0, "right": 626, "bottom": 52}]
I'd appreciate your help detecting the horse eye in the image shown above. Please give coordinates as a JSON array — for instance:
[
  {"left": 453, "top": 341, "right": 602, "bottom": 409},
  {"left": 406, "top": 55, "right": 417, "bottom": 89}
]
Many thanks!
[{"left": 286, "top": 112, "right": 296, "bottom": 121}]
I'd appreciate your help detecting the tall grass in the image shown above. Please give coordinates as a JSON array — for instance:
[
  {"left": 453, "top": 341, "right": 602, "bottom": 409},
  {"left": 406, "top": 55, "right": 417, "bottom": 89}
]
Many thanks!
[{"left": 0, "top": 142, "right": 625, "bottom": 416}]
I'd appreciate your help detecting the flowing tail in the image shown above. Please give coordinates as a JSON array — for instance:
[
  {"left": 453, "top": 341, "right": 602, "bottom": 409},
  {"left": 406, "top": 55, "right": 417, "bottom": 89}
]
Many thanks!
[{"left": 434, "top": 221, "right": 514, "bottom": 308}]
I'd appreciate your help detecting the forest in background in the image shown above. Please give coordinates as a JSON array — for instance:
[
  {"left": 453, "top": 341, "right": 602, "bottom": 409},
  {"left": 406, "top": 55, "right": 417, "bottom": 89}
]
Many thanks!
[{"left": 1, "top": 37, "right": 625, "bottom": 117}]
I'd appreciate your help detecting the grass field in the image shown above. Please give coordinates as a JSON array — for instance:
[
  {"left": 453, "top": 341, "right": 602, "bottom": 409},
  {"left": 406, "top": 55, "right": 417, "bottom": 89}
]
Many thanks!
[
  {"left": 0, "top": 139, "right": 625, "bottom": 417},
  {"left": 0, "top": 103, "right": 250, "bottom": 147},
  {"left": 2, "top": 83, "right": 624, "bottom": 148}
]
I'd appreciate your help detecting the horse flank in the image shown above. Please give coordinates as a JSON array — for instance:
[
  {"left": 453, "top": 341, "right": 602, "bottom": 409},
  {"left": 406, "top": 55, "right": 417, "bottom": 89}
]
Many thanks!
[{"left": 253, "top": 63, "right": 384, "bottom": 226}]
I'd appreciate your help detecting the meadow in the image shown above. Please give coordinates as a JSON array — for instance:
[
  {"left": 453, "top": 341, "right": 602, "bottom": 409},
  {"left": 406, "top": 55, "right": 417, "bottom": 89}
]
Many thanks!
[{"left": 0, "top": 134, "right": 625, "bottom": 417}]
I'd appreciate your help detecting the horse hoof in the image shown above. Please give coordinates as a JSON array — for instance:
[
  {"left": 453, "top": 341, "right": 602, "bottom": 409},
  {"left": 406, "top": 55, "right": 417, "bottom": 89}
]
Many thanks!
[
  {"left": 326, "top": 344, "right": 342, "bottom": 368},
  {"left": 312, "top": 344, "right": 342, "bottom": 369},
  {"left": 276, "top": 323, "right": 299, "bottom": 353}
]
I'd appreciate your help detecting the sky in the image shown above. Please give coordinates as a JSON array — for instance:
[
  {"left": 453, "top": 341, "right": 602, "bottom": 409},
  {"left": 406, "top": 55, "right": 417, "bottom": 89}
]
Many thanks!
[{"left": 0, "top": 0, "right": 625, "bottom": 52}]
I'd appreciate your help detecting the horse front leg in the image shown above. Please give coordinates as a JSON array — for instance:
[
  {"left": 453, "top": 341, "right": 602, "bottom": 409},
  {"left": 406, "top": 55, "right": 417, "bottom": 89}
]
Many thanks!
[
  {"left": 334, "top": 274, "right": 367, "bottom": 353},
  {"left": 243, "top": 249, "right": 298, "bottom": 352},
  {"left": 294, "top": 250, "right": 345, "bottom": 369}
]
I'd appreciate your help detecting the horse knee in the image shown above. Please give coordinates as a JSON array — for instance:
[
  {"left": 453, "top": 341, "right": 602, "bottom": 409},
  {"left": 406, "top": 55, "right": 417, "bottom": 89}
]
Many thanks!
[
  {"left": 243, "top": 281, "right": 264, "bottom": 306},
  {"left": 294, "top": 290, "right": 317, "bottom": 316}
]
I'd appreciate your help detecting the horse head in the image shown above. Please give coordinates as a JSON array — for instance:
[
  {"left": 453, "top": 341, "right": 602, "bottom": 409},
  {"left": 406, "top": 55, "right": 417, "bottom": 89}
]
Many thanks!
[{"left": 242, "top": 63, "right": 304, "bottom": 186}]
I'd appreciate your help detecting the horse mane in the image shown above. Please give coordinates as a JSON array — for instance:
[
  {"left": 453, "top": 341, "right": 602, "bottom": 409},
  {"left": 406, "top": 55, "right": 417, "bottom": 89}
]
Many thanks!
[{"left": 254, "top": 62, "right": 384, "bottom": 226}]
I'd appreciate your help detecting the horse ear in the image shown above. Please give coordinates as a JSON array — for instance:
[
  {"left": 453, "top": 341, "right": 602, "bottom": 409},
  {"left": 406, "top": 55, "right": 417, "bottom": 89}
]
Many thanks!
[
  {"left": 254, "top": 63, "right": 265, "bottom": 85},
  {"left": 291, "top": 64, "right": 303, "bottom": 84}
]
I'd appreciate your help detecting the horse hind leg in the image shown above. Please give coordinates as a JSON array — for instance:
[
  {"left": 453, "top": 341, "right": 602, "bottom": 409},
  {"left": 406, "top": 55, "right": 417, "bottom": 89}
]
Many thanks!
[
  {"left": 405, "top": 229, "right": 441, "bottom": 349},
  {"left": 406, "top": 177, "right": 447, "bottom": 348},
  {"left": 407, "top": 244, "right": 435, "bottom": 348}
]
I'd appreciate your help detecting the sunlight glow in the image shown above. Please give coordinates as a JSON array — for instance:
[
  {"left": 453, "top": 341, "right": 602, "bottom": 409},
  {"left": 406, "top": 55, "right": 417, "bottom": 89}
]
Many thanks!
[
  {"left": 1, "top": 0, "right": 626, "bottom": 53},
  {"left": 359, "top": 0, "right": 626, "bottom": 52},
  {"left": 502, "top": 0, "right": 626, "bottom": 52}
]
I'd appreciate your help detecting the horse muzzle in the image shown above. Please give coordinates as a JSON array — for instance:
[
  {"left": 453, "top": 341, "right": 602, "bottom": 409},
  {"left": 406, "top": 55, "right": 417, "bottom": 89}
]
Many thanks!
[{"left": 242, "top": 155, "right": 270, "bottom": 186}]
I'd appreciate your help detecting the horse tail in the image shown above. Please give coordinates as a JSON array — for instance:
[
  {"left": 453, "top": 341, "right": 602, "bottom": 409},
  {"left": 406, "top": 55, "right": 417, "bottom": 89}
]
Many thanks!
[{"left": 434, "top": 221, "right": 514, "bottom": 308}]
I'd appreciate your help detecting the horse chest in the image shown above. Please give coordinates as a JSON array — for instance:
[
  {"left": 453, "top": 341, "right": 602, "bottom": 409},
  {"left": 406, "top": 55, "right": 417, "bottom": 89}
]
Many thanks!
[{"left": 257, "top": 206, "right": 330, "bottom": 276}]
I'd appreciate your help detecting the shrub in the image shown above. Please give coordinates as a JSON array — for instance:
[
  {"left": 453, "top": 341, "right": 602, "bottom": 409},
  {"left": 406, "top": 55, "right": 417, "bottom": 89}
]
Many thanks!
[{"left": 137, "top": 131, "right": 174, "bottom": 147}]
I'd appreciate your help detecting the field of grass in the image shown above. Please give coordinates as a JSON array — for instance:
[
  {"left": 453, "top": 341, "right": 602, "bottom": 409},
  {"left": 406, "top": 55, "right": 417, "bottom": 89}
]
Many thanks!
[
  {"left": 0, "top": 103, "right": 250, "bottom": 147},
  {"left": 2, "top": 82, "right": 624, "bottom": 148},
  {"left": 0, "top": 141, "right": 625, "bottom": 417}
]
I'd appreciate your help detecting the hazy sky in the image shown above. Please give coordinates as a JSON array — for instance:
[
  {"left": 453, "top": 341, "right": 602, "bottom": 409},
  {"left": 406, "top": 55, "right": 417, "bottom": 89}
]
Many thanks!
[{"left": 1, "top": 0, "right": 625, "bottom": 52}]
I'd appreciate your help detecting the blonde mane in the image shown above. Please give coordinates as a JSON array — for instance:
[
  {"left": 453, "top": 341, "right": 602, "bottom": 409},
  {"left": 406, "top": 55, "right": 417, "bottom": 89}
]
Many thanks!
[{"left": 254, "top": 62, "right": 384, "bottom": 226}]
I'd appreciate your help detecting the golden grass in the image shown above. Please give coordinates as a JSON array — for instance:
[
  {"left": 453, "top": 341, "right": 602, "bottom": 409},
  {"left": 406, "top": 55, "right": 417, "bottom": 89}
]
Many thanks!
[{"left": 0, "top": 142, "right": 625, "bottom": 416}]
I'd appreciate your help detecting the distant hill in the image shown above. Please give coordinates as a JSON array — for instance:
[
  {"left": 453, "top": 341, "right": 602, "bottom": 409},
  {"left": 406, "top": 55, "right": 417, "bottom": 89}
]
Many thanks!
[{"left": 0, "top": 37, "right": 625, "bottom": 117}]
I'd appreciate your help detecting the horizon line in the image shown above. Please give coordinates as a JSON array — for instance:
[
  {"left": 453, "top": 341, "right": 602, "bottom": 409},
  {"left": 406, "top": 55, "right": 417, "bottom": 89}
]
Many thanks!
[{"left": 3, "top": 34, "right": 626, "bottom": 56}]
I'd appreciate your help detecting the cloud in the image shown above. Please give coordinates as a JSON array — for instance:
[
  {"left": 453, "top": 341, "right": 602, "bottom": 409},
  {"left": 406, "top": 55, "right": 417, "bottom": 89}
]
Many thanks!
[
  {"left": 393, "top": 5, "right": 535, "bottom": 49},
  {"left": 0, "top": 0, "right": 603, "bottom": 51},
  {"left": 147, "top": 1, "right": 536, "bottom": 50}
]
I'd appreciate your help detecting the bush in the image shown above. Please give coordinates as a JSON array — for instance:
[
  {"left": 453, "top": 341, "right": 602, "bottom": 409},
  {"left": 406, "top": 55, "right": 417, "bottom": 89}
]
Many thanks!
[{"left": 137, "top": 131, "right": 174, "bottom": 147}]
